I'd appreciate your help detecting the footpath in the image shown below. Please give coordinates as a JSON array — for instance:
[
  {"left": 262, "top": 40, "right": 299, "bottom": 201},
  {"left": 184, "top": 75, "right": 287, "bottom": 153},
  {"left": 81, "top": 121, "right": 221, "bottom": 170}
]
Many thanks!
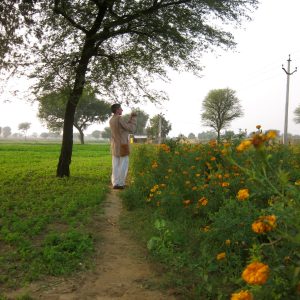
[{"left": 4, "top": 190, "right": 176, "bottom": 300}]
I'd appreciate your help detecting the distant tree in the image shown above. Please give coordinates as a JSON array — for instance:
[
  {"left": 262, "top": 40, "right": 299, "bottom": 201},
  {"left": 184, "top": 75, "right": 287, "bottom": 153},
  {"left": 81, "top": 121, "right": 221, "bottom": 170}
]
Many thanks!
[
  {"left": 146, "top": 114, "right": 172, "bottom": 141},
  {"left": 38, "top": 86, "right": 111, "bottom": 144},
  {"left": 18, "top": 122, "right": 31, "bottom": 140},
  {"left": 91, "top": 130, "right": 102, "bottom": 140},
  {"left": 222, "top": 130, "right": 235, "bottom": 141},
  {"left": 294, "top": 106, "right": 300, "bottom": 124},
  {"left": 2, "top": 126, "right": 11, "bottom": 138},
  {"left": 102, "top": 127, "right": 111, "bottom": 139},
  {"left": 201, "top": 88, "right": 243, "bottom": 141},
  {"left": 197, "top": 131, "right": 217, "bottom": 141},
  {"left": 0, "top": 127, "right": 2, "bottom": 137},
  {"left": 188, "top": 133, "right": 196, "bottom": 139},
  {"left": 40, "top": 132, "right": 49, "bottom": 139},
  {"left": 123, "top": 109, "right": 149, "bottom": 135}
]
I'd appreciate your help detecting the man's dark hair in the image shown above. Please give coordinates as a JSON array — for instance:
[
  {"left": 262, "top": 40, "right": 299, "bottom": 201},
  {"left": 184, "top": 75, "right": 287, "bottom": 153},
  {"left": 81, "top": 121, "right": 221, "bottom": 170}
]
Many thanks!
[{"left": 111, "top": 103, "right": 121, "bottom": 113}]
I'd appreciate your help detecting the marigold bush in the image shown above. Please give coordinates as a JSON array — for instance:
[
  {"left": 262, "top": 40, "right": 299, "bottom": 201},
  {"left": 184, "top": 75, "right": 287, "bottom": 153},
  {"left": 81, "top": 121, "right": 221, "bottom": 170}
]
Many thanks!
[{"left": 122, "top": 131, "right": 300, "bottom": 299}]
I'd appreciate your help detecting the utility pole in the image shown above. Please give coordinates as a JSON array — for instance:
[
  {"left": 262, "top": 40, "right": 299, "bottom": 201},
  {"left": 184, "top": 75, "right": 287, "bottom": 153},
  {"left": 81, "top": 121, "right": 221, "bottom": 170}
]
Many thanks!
[
  {"left": 282, "top": 54, "right": 297, "bottom": 145},
  {"left": 158, "top": 114, "right": 162, "bottom": 144}
]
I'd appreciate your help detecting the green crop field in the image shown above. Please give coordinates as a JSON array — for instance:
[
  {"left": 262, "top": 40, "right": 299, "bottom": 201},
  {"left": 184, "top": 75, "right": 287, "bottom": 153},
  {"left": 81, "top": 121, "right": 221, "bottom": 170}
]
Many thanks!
[{"left": 0, "top": 143, "right": 111, "bottom": 290}]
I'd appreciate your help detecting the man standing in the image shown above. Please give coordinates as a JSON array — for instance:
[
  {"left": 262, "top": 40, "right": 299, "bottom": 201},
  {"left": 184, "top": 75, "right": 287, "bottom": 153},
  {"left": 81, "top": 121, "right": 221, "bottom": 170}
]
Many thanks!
[{"left": 109, "top": 103, "right": 137, "bottom": 189}]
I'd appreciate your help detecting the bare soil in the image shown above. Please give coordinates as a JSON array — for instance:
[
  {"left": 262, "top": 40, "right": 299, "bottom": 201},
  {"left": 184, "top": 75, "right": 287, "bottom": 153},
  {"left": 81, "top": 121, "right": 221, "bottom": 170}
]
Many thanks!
[{"left": 4, "top": 190, "right": 177, "bottom": 300}]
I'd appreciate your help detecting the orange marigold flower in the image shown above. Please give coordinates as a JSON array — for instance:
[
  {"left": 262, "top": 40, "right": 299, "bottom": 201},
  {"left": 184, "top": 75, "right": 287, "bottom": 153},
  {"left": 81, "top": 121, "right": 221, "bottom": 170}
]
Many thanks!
[
  {"left": 192, "top": 186, "right": 198, "bottom": 191},
  {"left": 252, "top": 215, "right": 277, "bottom": 234},
  {"left": 225, "top": 239, "right": 231, "bottom": 246},
  {"left": 183, "top": 200, "right": 191, "bottom": 207},
  {"left": 251, "top": 133, "right": 267, "bottom": 148},
  {"left": 210, "top": 156, "right": 216, "bottom": 161},
  {"left": 216, "top": 252, "right": 226, "bottom": 260},
  {"left": 197, "top": 197, "right": 208, "bottom": 207},
  {"left": 221, "top": 182, "right": 230, "bottom": 187},
  {"left": 160, "top": 143, "right": 170, "bottom": 153},
  {"left": 237, "top": 189, "right": 249, "bottom": 201},
  {"left": 242, "top": 261, "right": 269, "bottom": 285},
  {"left": 231, "top": 290, "right": 253, "bottom": 300},
  {"left": 195, "top": 173, "right": 201, "bottom": 177},
  {"left": 202, "top": 225, "right": 210, "bottom": 232}
]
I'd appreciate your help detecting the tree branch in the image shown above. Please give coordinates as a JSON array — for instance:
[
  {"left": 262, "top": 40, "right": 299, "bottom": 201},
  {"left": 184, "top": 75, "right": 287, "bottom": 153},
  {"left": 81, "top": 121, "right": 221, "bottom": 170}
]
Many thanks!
[{"left": 53, "top": 0, "right": 89, "bottom": 33}]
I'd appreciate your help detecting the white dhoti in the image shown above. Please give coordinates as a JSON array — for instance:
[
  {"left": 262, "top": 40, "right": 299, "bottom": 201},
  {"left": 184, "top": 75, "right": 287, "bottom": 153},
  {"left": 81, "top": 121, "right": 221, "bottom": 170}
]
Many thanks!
[{"left": 111, "top": 155, "right": 129, "bottom": 187}]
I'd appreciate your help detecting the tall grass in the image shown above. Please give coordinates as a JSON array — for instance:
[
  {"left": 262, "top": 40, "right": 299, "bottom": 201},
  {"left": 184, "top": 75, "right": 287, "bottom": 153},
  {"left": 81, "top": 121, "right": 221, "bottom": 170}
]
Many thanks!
[{"left": 0, "top": 143, "right": 111, "bottom": 290}]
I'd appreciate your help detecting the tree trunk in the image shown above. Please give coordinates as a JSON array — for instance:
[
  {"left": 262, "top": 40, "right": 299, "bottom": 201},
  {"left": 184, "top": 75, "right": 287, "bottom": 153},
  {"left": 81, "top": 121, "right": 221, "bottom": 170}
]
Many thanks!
[
  {"left": 78, "top": 128, "right": 84, "bottom": 145},
  {"left": 56, "top": 43, "right": 94, "bottom": 177}
]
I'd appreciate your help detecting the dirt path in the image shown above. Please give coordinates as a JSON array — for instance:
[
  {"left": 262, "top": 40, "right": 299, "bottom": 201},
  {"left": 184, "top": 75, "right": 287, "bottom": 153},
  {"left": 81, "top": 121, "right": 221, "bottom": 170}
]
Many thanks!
[{"left": 5, "top": 190, "right": 176, "bottom": 300}]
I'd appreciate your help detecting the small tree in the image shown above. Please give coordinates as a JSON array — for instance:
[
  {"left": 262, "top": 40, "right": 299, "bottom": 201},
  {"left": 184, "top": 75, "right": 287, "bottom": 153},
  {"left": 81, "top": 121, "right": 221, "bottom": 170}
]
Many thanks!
[
  {"left": 102, "top": 127, "right": 111, "bottom": 139},
  {"left": 294, "top": 106, "right": 300, "bottom": 124},
  {"left": 91, "top": 130, "right": 101, "bottom": 140},
  {"left": 201, "top": 88, "right": 243, "bottom": 141},
  {"left": 38, "top": 86, "right": 111, "bottom": 144},
  {"left": 146, "top": 114, "right": 172, "bottom": 142},
  {"left": 123, "top": 109, "right": 149, "bottom": 135},
  {"left": 2, "top": 127, "right": 12, "bottom": 138},
  {"left": 18, "top": 122, "right": 31, "bottom": 140},
  {"left": 188, "top": 133, "right": 196, "bottom": 139}
]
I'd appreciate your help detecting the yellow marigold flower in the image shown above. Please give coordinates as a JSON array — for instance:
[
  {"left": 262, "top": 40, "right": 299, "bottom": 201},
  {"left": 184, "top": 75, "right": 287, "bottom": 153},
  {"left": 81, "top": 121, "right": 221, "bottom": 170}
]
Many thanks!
[
  {"left": 237, "top": 189, "right": 249, "bottom": 201},
  {"left": 256, "top": 125, "right": 261, "bottom": 129},
  {"left": 168, "top": 168, "right": 172, "bottom": 173},
  {"left": 236, "top": 140, "right": 252, "bottom": 152},
  {"left": 152, "top": 161, "right": 158, "bottom": 168},
  {"left": 160, "top": 183, "right": 166, "bottom": 188},
  {"left": 202, "top": 225, "right": 210, "bottom": 232},
  {"left": 266, "top": 130, "right": 277, "bottom": 139},
  {"left": 231, "top": 290, "right": 253, "bottom": 300},
  {"left": 216, "top": 252, "right": 226, "bottom": 260},
  {"left": 195, "top": 173, "right": 201, "bottom": 177},
  {"left": 185, "top": 180, "right": 191, "bottom": 185},
  {"left": 221, "top": 182, "right": 230, "bottom": 187},
  {"left": 225, "top": 239, "right": 231, "bottom": 246},
  {"left": 252, "top": 215, "right": 277, "bottom": 234},
  {"left": 191, "top": 165, "right": 196, "bottom": 169},
  {"left": 295, "top": 179, "right": 300, "bottom": 186},
  {"left": 242, "top": 261, "right": 269, "bottom": 285},
  {"left": 192, "top": 186, "right": 198, "bottom": 191}
]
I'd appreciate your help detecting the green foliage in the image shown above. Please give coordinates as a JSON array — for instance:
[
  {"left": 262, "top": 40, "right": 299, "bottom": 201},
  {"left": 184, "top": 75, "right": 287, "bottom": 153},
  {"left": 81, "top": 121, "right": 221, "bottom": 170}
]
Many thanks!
[
  {"left": 146, "top": 114, "right": 172, "bottom": 140},
  {"left": 201, "top": 88, "right": 244, "bottom": 141},
  {"left": 0, "top": 143, "right": 111, "bottom": 290},
  {"left": 122, "top": 134, "right": 300, "bottom": 299}
]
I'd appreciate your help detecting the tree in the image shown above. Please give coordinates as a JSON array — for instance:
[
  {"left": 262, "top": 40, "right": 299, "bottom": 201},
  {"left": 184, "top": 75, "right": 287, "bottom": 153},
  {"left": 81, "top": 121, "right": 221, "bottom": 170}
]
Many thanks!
[
  {"left": 2, "top": 1, "right": 259, "bottom": 176},
  {"left": 38, "top": 86, "right": 111, "bottom": 144},
  {"left": 0, "top": 127, "right": 2, "bottom": 137},
  {"left": 294, "top": 106, "right": 300, "bottom": 124},
  {"left": 2, "top": 126, "right": 11, "bottom": 138},
  {"left": 91, "top": 130, "right": 101, "bottom": 139},
  {"left": 102, "top": 127, "right": 111, "bottom": 139},
  {"left": 123, "top": 109, "right": 149, "bottom": 135},
  {"left": 201, "top": 88, "right": 243, "bottom": 141},
  {"left": 197, "top": 130, "right": 217, "bottom": 141},
  {"left": 188, "top": 133, "right": 196, "bottom": 139},
  {"left": 18, "top": 122, "right": 31, "bottom": 140},
  {"left": 40, "top": 132, "right": 50, "bottom": 139},
  {"left": 146, "top": 114, "right": 171, "bottom": 142}
]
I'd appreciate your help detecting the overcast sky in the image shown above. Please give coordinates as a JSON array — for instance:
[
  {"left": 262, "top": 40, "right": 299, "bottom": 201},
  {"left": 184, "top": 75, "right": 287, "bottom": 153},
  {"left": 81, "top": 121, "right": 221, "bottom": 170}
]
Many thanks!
[{"left": 1, "top": 0, "right": 300, "bottom": 138}]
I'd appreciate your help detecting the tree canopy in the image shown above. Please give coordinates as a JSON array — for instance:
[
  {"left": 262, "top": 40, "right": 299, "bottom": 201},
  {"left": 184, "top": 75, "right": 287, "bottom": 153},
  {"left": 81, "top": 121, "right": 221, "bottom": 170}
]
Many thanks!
[
  {"left": 201, "top": 88, "right": 243, "bottom": 141},
  {"left": 1, "top": 0, "right": 259, "bottom": 176},
  {"left": 146, "top": 114, "right": 172, "bottom": 141},
  {"left": 38, "top": 86, "right": 111, "bottom": 144},
  {"left": 294, "top": 105, "right": 300, "bottom": 124}
]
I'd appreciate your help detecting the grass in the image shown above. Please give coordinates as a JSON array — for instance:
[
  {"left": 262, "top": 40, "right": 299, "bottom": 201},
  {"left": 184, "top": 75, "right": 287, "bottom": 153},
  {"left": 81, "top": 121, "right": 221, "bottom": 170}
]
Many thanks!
[{"left": 0, "top": 142, "right": 111, "bottom": 291}]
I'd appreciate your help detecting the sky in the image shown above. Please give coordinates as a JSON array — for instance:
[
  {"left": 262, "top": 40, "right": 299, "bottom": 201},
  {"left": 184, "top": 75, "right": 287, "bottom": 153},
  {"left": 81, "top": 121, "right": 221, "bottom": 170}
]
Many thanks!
[{"left": 1, "top": 0, "right": 300, "bottom": 138}]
